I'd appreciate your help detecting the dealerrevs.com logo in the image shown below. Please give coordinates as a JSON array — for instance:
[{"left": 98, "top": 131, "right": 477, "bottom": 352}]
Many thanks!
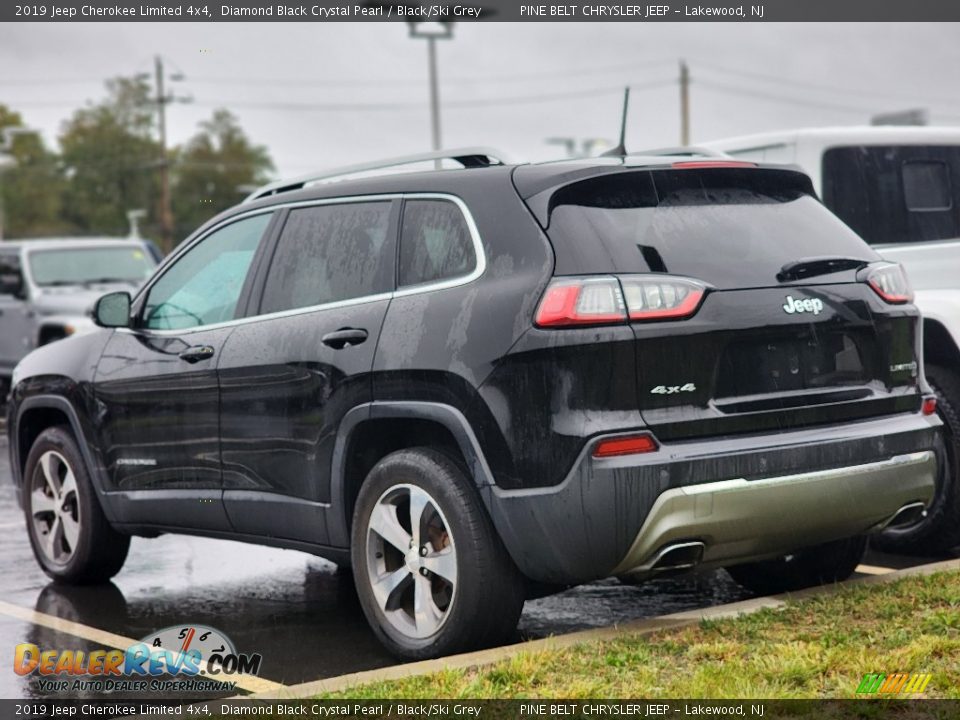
[{"left": 14, "top": 624, "right": 263, "bottom": 694}]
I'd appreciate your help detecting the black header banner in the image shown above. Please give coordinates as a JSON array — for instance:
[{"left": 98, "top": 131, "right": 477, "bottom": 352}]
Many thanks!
[{"left": 5, "top": 0, "right": 960, "bottom": 22}]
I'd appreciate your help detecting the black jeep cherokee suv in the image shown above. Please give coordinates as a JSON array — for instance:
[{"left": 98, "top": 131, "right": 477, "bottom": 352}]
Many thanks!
[{"left": 7, "top": 149, "right": 942, "bottom": 659}]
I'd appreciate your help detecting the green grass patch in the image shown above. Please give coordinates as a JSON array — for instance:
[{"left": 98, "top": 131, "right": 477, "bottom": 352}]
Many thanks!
[{"left": 324, "top": 570, "right": 960, "bottom": 699}]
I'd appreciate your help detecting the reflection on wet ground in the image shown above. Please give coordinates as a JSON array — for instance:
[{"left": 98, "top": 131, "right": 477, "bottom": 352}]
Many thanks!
[{"left": 0, "top": 434, "right": 948, "bottom": 699}]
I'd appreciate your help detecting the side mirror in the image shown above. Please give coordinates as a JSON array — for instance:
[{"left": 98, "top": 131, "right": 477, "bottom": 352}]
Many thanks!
[
  {"left": 0, "top": 271, "right": 24, "bottom": 298},
  {"left": 94, "top": 291, "right": 132, "bottom": 329}
]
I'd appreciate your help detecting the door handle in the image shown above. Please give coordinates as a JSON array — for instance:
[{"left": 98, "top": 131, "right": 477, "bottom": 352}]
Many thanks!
[
  {"left": 179, "top": 345, "right": 215, "bottom": 363},
  {"left": 321, "top": 328, "right": 368, "bottom": 349}
]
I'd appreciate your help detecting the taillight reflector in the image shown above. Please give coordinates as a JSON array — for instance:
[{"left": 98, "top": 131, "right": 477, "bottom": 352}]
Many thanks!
[
  {"left": 593, "top": 433, "right": 659, "bottom": 458},
  {"left": 922, "top": 396, "right": 937, "bottom": 416}
]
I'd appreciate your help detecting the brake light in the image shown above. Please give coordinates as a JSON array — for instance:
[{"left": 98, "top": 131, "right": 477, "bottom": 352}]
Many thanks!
[
  {"left": 593, "top": 433, "right": 659, "bottom": 458},
  {"left": 535, "top": 275, "right": 709, "bottom": 328},
  {"left": 866, "top": 263, "right": 913, "bottom": 304},
  {"left": 922, "top": 396, "right": 937, "bottom": 416},
  {"left": 671, "top": 160, "right": 758, "bottom": 169},
  {"left": 534, "top": 277, "right": 627, "bottom": 327},
  {"left": 619, "top": 275, "right": 707, "bottom": 321}
]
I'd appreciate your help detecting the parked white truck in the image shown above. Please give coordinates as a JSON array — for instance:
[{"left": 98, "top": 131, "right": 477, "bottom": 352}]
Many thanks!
[{"left": 706, "top": 126, "right": 960, "bottom": 553}]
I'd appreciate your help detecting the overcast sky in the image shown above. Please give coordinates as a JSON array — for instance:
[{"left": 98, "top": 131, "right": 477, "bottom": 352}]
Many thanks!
[{"left": 2, "top": 22, "right": 960, "bottom": 177}]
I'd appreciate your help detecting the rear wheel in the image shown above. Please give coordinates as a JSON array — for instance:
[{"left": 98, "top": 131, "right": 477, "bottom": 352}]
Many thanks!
[
  {"left": 726, "top": 535, "right": 867, "bottom": 596},
  {"left": 23, "top": 426, "right": 130, "bottom": 583},
  {"left": 351, "top": 448, "right": 525, "bottom": 659},
  {"left": 873, "top": 364, "right": 960, "bottom": 555}
]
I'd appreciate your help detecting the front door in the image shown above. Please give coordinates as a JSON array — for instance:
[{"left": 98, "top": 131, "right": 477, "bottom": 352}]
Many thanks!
[
  {"left": 93, "top": 211, "right": 276, "bottom": 531},
  {"left": 217, "top": 199, "right": 396, "bottom": 546}
]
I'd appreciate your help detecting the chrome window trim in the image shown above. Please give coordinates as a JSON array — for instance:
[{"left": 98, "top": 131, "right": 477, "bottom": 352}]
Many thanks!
[{"left": 121, "top": 192, "right": 486, "bottom": 337}]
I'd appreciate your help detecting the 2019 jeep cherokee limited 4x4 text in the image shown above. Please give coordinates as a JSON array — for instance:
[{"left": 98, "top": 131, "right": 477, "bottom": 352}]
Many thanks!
[{"left": 6, "top": 149, "right": 941, "bottom": 659}]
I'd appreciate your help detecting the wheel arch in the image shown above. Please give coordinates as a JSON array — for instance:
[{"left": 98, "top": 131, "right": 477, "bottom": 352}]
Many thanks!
[
  {"left": 328, "top": 401, "right": 497, "bottom": 547},
  {"left": 924, "top": 317, "right": 960, "bottom": 370},
  {"left": 13, "top": 396, "right": 112, "bottom": 519}
]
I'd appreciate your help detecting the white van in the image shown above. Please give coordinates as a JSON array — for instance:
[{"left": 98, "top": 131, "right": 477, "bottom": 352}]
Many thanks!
[{"left": 706, "top": 126, "right": 960, "bottom": 554}]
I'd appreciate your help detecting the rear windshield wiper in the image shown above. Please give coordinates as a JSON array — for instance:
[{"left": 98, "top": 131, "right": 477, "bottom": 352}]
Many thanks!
[{"left": 777, "top": 256, "right": 870, "bottom": 283}]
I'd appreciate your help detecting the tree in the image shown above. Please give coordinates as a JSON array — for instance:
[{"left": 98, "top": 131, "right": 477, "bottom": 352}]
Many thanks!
[
  {"left": 171, "top": 109, "right": 274, "bottom": 242},
  {"left": 58, "top": 77, "right": 161, "bottom": 237},
  {"left": 0, "top": 105, "right": 70, "bottom": 239}
]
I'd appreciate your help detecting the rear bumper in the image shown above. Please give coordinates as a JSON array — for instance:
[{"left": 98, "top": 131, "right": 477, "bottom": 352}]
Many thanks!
[{"left": 482, "top": 412, "right": 940, "bottom": 585}]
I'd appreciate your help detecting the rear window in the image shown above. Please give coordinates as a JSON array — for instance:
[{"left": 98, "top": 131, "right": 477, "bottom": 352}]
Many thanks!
[
  {"left": 822, "top": 145, "right": 960, "bottom": 245},
  {"left": 545, "top": 169, "right": 876, "bottom": 289}
]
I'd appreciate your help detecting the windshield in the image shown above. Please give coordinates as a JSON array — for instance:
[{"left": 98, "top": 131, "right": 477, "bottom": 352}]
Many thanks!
[
  {"left": 545, "top": 169, "right": 879, "bottom": 288},
  {"left": 28, "top": 246, "right": 156, "bottom": 287}
]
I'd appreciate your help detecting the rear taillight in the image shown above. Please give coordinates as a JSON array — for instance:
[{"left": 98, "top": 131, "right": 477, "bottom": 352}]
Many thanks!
[
  {"left": 619, "top": 275, "right": 707, "bottom": 321},
  {"left": 922, "top": 396, "right": 937, "bottom": 416},
  {"left": 592, "top": 433, "right": 659, "bottom": 458},
  {"left": 866, "top": 263, "right": 913, "bottom": 304},
  {"left": 534, "top": 277, "right": 626, "bottom": 327},
  {"left": 535, "top": 275, "right": 708, "bottom": 328}
]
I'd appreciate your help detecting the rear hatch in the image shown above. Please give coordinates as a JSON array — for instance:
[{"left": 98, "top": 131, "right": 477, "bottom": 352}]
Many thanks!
[{"left": 520, "top": 164, "right": 923, "bottom": 441}]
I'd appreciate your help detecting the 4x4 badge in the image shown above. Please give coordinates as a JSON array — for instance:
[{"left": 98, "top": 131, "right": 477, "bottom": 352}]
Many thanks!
[{"left": 783, "top": 295, "right": 823, "bottom": 315}]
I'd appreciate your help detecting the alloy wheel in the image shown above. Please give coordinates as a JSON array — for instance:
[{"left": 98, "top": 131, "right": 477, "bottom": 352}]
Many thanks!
[
  {"left": 364, "top": 483, "right": 458, "bottom": 640},
  {"left": 30, "top": 451, "right": 81, "bottom": 567}
]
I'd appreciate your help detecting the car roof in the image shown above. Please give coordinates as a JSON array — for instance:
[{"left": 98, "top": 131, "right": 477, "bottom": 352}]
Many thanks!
[{"left": 1, "top": 237, "right": 147, "bottom": 252}]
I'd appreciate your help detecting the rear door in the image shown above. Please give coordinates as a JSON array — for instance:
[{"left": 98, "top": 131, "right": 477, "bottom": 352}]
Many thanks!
[
  {"left": 540, "top": 167, "right": 922, "bottom": 441},
  {"left": 217, "top": 199, "right": 397, "bottom": 545}
]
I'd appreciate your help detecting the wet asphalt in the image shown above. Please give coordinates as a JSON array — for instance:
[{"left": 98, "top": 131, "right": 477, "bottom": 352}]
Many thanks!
[{"left": 0, "top": 430, "right": 950, "bottom": 699}]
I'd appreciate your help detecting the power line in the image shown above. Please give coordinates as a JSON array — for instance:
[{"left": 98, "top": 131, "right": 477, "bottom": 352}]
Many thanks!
[
  {"left": 695, "top": 60, "right": 960, "bottom": 109},
  {"left": 696, "top": 79, "right": 878, "bottom": 116}
]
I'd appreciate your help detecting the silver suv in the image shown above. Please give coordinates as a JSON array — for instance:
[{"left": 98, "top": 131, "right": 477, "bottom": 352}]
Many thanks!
[{"left": 0, "top": 238, "right": 157, "bottom": 398}]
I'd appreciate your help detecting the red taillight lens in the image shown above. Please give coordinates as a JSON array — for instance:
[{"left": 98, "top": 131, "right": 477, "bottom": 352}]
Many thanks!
[
  {"left": 619, "top": 275, "right": 707, "bottom": 321},
  {"left": 534, "top": 277, "right": 627, "bottom": 327},
  {"left": 671, "top": 160, "right": 758, "bottom": 169},
  {"left": 922, "top": 396, "right": 937, "bottom": 416},
  {"left": 866, "top": 263, "right": 913, "bottom": 304},
  {"left": 593, "top": 433, "right": 659, "bottom": 458}
]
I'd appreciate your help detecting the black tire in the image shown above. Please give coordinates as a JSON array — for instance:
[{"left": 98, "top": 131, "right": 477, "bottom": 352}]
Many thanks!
[
  {"left": 873, "top": 364, "right": 960, "bottom": 555},
  {"left": 351, "top": 447, "right": 525, "bottom": 660},
  {"left": 726, "top": 535, "right": 867, "bottom": 596},
  {"left": 23, "top": 426, "right": 130, "bottom": 584}
]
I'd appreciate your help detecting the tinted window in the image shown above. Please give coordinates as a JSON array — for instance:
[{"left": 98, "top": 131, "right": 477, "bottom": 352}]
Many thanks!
[
  {"left": 822, "top": 145, "right": 960, "bottom": 245},
  {"left": 545, "top": 169, "right": 875, "bottom": 289},
  {"left": 902, "top": 161, "right": 952, "bottom": 211},
  {"left": 260, "top": 201, "right": 391, "bottom": 314},
  {"left": 143, "top": 213, "right": 271, "bottom": 330},
  {"left": 399, "top": 200, "right": 476, "bottom": 287},
  {"left": 29, "top": 246, "right": 155, "bottom": 286},
  {"left": 0, "top": 253, "right": 22, "bottom": 296}
]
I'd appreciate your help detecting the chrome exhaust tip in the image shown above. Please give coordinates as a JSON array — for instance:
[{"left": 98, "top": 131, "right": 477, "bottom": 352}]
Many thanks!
[
  {"left": 648, "top": 540, "right": 706, "bottom": 572},
  {"left": 877, "top": 501, "right": 928, "bottom": 530}
]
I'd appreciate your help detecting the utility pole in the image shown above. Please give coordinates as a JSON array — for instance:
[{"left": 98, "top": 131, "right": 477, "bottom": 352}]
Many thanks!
[
  {"left": 154, "top": 56, "right": 175, "bottom": 255},
  {"left": 407, "top": 22, "right": 454, "bottom": 167},
  {"left": 679, "top": 60, "right": 690, "bottom": 146}
]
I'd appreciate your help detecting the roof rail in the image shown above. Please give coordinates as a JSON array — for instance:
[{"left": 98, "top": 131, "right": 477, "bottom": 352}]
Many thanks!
[
  {"left": 632, "top": 145, "right": 730, "bottom": 159},
  {"left": 243, "top": 146, "right": 514, "bottom": 203}
]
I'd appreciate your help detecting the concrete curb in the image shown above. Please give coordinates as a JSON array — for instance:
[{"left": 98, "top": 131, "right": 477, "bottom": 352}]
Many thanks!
[{"left": 249, "top": 557, "right": 960, "bottom": 700}]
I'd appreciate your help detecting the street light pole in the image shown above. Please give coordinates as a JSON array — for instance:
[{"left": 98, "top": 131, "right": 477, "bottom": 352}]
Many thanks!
[
  {"left": 426, "top": 35, "right": 441, "bottom": 152},
  {"left": 407, "top": 22, "right": 454, "bottom": 162}
]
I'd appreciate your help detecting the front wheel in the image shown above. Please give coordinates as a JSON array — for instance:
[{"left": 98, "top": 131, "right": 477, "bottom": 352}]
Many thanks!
[
  {"left": 726, "top": 535, "right": 867, "bottom": 596},
  {"left": 351, "top": 448, "right": 525, "bottom": 660},
  {"left": 23, "top": 426, "right": 130, "bottom": 584}
]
